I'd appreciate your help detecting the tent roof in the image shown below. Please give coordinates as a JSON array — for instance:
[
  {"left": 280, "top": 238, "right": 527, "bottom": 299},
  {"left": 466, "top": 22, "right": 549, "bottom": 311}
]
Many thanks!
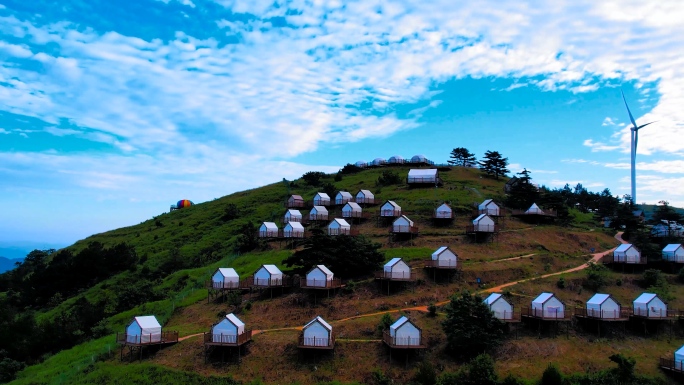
[
  {"left": 676, "top": 345, "right": 684, "bottom": 355},
  {"left": 634, "top": 292, "right": 659, "bottom": 304},
  {"left": 286, "top": 222, "right": 304, "bottom": 230},
  {"left": 408, "top": 169, "right": 437, "bottom": 177},
  {"left": 134, "top": 316, "right": 161, "bottom": 329},
  {"left": 615, "top": 243, "right": 634, "bottom": 253},
  {"left": 225, "top": 313, "right": 245, "bottom": 328},
  {"left": 290, "top": 195, "right": 303, "bottom": 200},
  {"left": 484, "top": 293, "right": 504, "bottom": 306},
  {"left": 261, "top": 222, "right": 278, "bottom": 230},
  {"left": 432, "top": 246, "right": 449, "bottom": 258},
  {"left": 312, "top": 265, "right": 334, "bottom": 277},
  {"left": 315, "top": 192, "right": 330, "bottom": 199},
  {"left": 411, "top": 155, "right": 427, "bottom": 161},
  {"left": 663, "top": 244, "right": 683, "bottom": 252},
  {"left": 337, "top": 191, "right": 352, "bottom": 198},
  {"left": 385, "top": 257, "right": 403, "bottom": 268},
  {"left": 287, "top": 209, "right": 302, "bottom": 216},
  {"left": 344, "top": 202, "right": 362, "bottom": 210},
  {"left": 260, "top": 264, "right": 282, "bottom": 275},
  {"left": 395, "top": 215, "right": 414, "bottom": 226},
  {"left": 332, "top": 218, "right": 350, "bottom": 227},
  {"left": 532, "top": 292, "right": 555, "bottom": 304},
  {"left": 358, "top": 189, "right": 373, "bottom": 196},
  {"left": 389, "top": 155, "right": 403, "bottom": 160},
  {"left": 312, "top": 205, "right": 328, "bottom": 213},
  {"left": 390, "top": 316, "right": 420, "bottom": 331},
  {"left": 473, "top": 214, "right": 487, "bottom": 223},
  {"left": 216, "top": 268, "right": 238, "bottom": 278},
  {"left": 527, "top": 203, "right": 542, "bottom": 211},
  {"left": 304, "top": 316, "right": 332, "bottom": 331},
  {"left": 384, "top": 200, "right": 401, "bottom": 209},
  {"left": 481, "top": 199, "right": 494, "bottom": 206},
  {"left": 437, "top": 203, "right": 451, "bottom": 210},
  {"left": 587, "top": 293, "right": 611, "bottom": 305}
]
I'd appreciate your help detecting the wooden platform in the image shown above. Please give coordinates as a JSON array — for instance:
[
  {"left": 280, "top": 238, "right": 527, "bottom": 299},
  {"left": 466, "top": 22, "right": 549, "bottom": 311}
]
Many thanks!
[
  {"left": 423, "top": 259, "right": 458, "bottom": 269},
  {"left": 382, "top": 331, "right": 426, "bottom": 349},
  {"left": 574, "top": 308, "right": 630, "bottom": 321},
  {"left": 203, "top": 330, "right": 252, "bottom": 347},
  {"left": 521, "top": 307, "right": 572, "bottom": 321},
  {"left": 374, "top": 271, "right": 417, "bottom": 281},
  {"left": 465, "top": 224, "right": 498, "bottom": 234},
  {"left": 298, "top": 334, "right": 335, "bottom": 350},
  {"left": 660, "top": 358, "right": 684, "bottom": 374},
  {"left": 299, "top": 278, "right": 342, "bottom": 289}
]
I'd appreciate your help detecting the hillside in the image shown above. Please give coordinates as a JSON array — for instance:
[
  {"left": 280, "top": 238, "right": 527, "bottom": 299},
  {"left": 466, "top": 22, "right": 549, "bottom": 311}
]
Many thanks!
[{"left": 4, "top": 165, "right": 683, "bottom": 385}]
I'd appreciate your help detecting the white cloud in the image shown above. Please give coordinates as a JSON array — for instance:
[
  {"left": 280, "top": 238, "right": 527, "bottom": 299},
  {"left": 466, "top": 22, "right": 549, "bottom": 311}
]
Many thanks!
[
  {"left": 583, "top": 139, "right": 622, "bottom": 152},
  {"left": 0, "top": 128, "right": 9, "bottom": 134},
  {"left": 602, "top": 117, "right": 616, "bottom": 126}
]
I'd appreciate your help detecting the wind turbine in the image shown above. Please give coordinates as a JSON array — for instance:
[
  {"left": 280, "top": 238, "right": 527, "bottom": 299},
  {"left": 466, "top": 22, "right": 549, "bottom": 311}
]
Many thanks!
[{"left": 621, "top": 89, "right": 655, "bottom": 205}]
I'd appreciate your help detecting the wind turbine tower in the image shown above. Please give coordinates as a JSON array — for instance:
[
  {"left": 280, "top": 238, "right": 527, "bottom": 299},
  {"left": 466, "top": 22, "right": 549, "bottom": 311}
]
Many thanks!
[{"left": 621, "top": 90, "right": 655, "bottom": 205}]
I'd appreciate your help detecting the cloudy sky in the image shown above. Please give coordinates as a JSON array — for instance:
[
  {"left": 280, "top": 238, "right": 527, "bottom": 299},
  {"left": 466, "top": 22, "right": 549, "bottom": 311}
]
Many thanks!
[{"left": 1, "top": 0, "right": 682, "bottom": 246}]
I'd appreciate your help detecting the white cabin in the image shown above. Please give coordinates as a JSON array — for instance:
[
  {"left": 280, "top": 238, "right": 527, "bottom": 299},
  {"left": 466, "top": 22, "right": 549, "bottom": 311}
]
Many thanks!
[
  {"left": 211, "top": 313, "right": 246, "bottom": 343},
  {"left": 633, "top": 293, "right": 668, "bottom": 318},
  {"left": 613, "top": 243, "right": 641, "bottom": 263},
  {"left": 254, "top": 265, "right": 284, "bottom": 287},
  {"left": 484, "top": 293, "right": 514, "bottom": 320},
  {"left": 431, "top": 246, "right": 457, "bottom": 268},
  {"left": 284, "top": 209, "right": 303, "bottom": 223},
  {"left": 471, "top": 214, "right": 496, "bottom": 232},
  {"left": 356, "top": 189, "right": 375, "bottom": 204},
  {"left": 383, "top": 258, "right": 412, "bottom": 279},
  {"left": 380, "top": 200, "right": 402, "bottom": 217},
  {"left": 531, "top": 292, "right": 565, "bottom": 318},
  {"left": 586, "top": 294, "right": 621, "bottom": 319},
  {"left": 388, "top": 155, "right": 404, "bottom": 164},
  {"left": 663, "top": 244, "right": 684, "bottom": 263},
  {"left": 389, "top": 316, "right": 421, "bottom": 346},
  {"left": 328, "top": 218, "right": 351, "bottom": 236},
  {"left": 301, "top": 316, "right": 333, "bottom": 347},
  {"left": 335, "top": 191, "right": 353, "bottom": 205},
  {"left": 259, "top": 222, "right": 279, "bottom": 238},
  {"left": 355, "top": 160, "right": 367, "bottom": 168},
  {"left": 393, "top": 215, "right": 415, "bottom": 233},
  {"left": 342, "top": 202, "right": 363, "bottom": 218},
  {"left": 407, "top": 169, "right": 438, "bottom": 184},
  {"left": 434, "top": 203, "right": 453, "bottom": 219},
  {"left": 525, "top": 203, "right": 544, "bottom": 215},
  {"left": 283, "top": 222, "right": 305, "bottom": 238},
  {"left": 309, "top": 205, "right": 329, "bottom": 221},
  {"left": 675, "top": 345, "right": 684, "bottom": 371},
  {"left": 371, "top": 158, "right": 386, "bottom": 166},
  {"left": 288, "top": 195, "right": 304, "bottom": 207},
  {"left": 305, "top": 265, "right": 334, "bottom": 287},
  {"left": 212, "top": 268, "right": 239, "bottom": 289},
  {"left": 478, "top": 199, "right": 500, "bottom": 216},
  {"left": 126, "top": 316, "right": 162, "bottom": 344},
  {"left": 313, "top": 192, "right": 331, "bottom": 206},
  {"left": 410, "top": 154, "right": 427, "bottom": 163}
]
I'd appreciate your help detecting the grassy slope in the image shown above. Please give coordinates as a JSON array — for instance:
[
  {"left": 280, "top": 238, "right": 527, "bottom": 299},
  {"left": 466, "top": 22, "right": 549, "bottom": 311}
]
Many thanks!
[{"left": 10, "top": 166, "right": 680, "bottom": 385}]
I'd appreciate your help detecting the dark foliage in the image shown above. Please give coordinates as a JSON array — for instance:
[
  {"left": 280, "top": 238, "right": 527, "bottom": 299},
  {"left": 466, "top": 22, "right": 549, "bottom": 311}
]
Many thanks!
[
  {"left": 376, "top": 170, "right": 402, "bottom": 186},
  {"left": 442, "top": 291, "right": 506, "bottom": 358},
  {"left": 505, "top": 168, "right": 539, "bottom": 209},
  {"left": 540, "top": 363, "right": 563, "bottom": 385},
  {"left": 301, "top": 171, "right": 328, "bottom": 186},
  {"left": 221, "top": 203, "right": 240, "bottom": 222},
  {"left": 584, "top": 262, "right": 609, "bottom": 291},
  {"left": 479, "top": 150, "right": 509, "bottom": 180},
  {"left": 234, "top": 221, "right": 261, "bottom": 253},
  {"left": 448, "top": 147, "right": 476, "bottom": 167},
  {"left": 339, "top": 163, "right": 363, "bottom": 175},
  {"left": 652, "top": 200, "right": 683, "bottom": 224}
]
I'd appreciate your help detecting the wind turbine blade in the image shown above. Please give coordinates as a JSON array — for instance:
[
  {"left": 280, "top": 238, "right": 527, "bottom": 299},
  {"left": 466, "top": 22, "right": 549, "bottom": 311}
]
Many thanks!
[
  {"left": 636, "top": 121, "right": 656, "bottom": 130},
  {"left": 621, "top": 89, "right": 638, "bottom": 128}
]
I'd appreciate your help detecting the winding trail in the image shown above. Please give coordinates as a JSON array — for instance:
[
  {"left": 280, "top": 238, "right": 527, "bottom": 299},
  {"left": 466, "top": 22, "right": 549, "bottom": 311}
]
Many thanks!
[{"left": 179, "top": 232, "right": 626, "bottom": 338}]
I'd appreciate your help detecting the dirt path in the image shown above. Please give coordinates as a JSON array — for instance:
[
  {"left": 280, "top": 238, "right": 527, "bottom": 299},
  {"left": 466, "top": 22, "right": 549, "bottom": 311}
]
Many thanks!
[{"left": 487, "top": 253, "right": 536, "bottom": 263}]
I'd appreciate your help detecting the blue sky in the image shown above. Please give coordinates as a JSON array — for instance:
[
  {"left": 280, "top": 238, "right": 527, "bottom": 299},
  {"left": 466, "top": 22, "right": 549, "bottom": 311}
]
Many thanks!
[{"left": 1, "top": 0, "right": 683, "bottom": 246}]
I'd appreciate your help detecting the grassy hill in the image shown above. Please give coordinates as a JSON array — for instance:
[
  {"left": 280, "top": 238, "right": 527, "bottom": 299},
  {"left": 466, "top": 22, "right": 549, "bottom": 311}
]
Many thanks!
[{"left": 6, "top": 165, "right": 684, "bottom": 385}]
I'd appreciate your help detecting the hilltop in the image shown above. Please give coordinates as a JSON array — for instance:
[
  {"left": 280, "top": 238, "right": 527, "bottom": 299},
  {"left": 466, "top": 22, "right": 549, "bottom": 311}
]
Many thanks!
[{"left": 3, "top": 165, "right": 683, "bottom": 385}]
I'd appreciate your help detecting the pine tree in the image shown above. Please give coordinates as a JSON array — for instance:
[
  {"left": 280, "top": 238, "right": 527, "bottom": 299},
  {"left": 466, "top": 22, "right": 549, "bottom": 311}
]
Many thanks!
[
  {"left": 442, "top": 291, "right": 506, "bottom": 357},
  {"left": 479, "top": 150, "right": 509, "bottom": 180},
  {"left": 448, "top": 147, "right": 476, "bottom": 167}
]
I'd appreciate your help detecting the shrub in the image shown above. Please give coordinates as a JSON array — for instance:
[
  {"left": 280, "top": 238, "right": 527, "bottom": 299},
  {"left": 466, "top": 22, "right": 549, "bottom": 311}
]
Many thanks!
[
  {"left": 642, "top": 269, "right": 665, "bottom": 288},
  {"left": 540, "top": 364, "right": 563, "bottom": 385},
  {"left": 556, "top": 277, "right": 566, "bottom": 289},
  {"left": 427, "top": 303, "right": 437, "bottom": 317},
  {"left": 413, "top": 361, "right": 437, "bottom": 385},
  {"left": 584, "top": 262, "right": 608, "bottom": 291},
  {"left": 679, "top": 267, "right": 684, "bottom": 283},
  {"left": 376, "top": 170, "right": 402, "bottom": 186},
  {"left": 377, "top": 313, "right": 393, "bottom": 335},
  {"left": 301, "top": 171, "right": 327, "bottom": 186},
  {"left": 339, "top": 163, "right": 363, "bottom": 175},
  {"left": 442, "top": 291, "right": 506, "bottom": 357}
]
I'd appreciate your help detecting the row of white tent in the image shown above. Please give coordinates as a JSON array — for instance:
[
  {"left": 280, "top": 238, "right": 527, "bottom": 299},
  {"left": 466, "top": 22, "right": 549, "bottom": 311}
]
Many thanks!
[
  {"left": 355, "top": 155, "right": 433, "bottom": 167},
  {"left": 484, "top": 292, "right": 671, "bottom": 320},
  {"left": 289, "top": 190, "right": 376, "bottom": 207},
  {"left": 613, "top": 243, "right": 684, "bottom": 263},
  {"left": 259, "top": 215, "right": 419, "bottom": 238},
  {"left": 212, "top": 265, "right": 334, "bottom": 289}
]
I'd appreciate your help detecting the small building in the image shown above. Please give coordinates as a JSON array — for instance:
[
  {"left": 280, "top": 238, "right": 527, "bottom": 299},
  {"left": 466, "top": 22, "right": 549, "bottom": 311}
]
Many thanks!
[
  {"left": 525, "top": 203, "right": 544, "bottom": 215},
  {"left": 585, "top": 294, "right": 623, "bottom": 319},
  {"left": 433, "top": 203, "right": 453, "bottom": 219},
  {"left": 380, "top": 200, "right": 402, "bottom": 217},
  {"left": 259, "top": 222, "right": 279, "bottom": 238},
  {"left": 299, "top": 316, "right": 334, "bottom": 349},
  {"left": 342, "top": 202, "right": 363, "bottom": 218},
  {"left": 287, "top": 195, "right": 305, "bottom": 208},
  {"left": 468, "top": 214, "right": 496, "bottom": 233},
  {"left": 484, "top": 293, "right": 515, "bottom": 321},
  {"left": 253, "top": 265, "right": 284, "bottom": 287},
  {"left": 309, "top": 205, "right": 329, "bottom": 221},
  {"left": 410, "top": 154, "right": 428, "bottom": 164},
  {"left": 478, "top": 199, "right": 500, "bottom": 216},
  {"left": 613, "top": 243, "right": 643, "bottom": 264},
  {"left": 328, "top": 218, "right": 351, "bottom": 236},
  {"left": 313, "top": 192, "right": 331, "bottom": 206},
  {"left": 303, "top": 265, "right": 335, "bottom": 288},
  {"left": 283, "top": 222, "right": 305, "bottom": 238},
  {"left": 407, "top": 169, "right": 440, "bottom": 184},
  {"left": 125, "top": 316, "right": 163, "bottom": 344},
  {"left": 335, "top": 191, "right": 353, "bottom": 205},
  {"left": 663, "top": 244, "right": 684, "bottom": 263},
  {"left": 529, "top": 292, "right": 566, "bottom": 319},
  {"left": 428, "top": 246, "right": 458, "bottom": 268},
  {"left": 212, "top": 268, "right": 239, "bottom": 289},
  {"left": 504, "top": 176, "right": 520, "bottom": 193},
  {"left": 384, "top": 316, "right": 424, "bottom": 347},
  {"left": 210, "top": 313, "right": 247, "bottom": 344},
  {"left": 381, "top": 258, "right": 413, "bottom": 280},
  {"left": 355, "top": 189, "right": 375, "bottom": 204},
  {"left": 633, "top": 293, "right": 668, "bottom": 318},
  {"left": 371, "top": 158, "right": 386, "bottom": 166},
  {"left": 392, "top": 215, "right": 417, "bottom": 233},
  {"left": 355, "top": 160, "right": 367, "bottom": 168},
  {"left": 674, "top": 345, "right": 684, "bottom": 371},
  {"left": 388, "top": 155, "right": 405, "bottom": 164},
  {"left": 284, "top": 209, "right": 303, "bottom": 223},
  {"left": 633, "top": 209, "right": 645, "bottom": 222}
]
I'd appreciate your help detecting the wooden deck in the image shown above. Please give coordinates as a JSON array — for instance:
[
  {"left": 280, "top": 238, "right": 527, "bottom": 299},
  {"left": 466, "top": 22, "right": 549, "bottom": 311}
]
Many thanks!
[
  {"left": 609, "top": 257, "right": 648, "bottom": 265},
  {"left": 423, "top": 259, "right": 458, "bottom": 269},
  {"left": 298, "top": 334, "right": 335, "bottom": 350},
  {"left": 380, "top": 210, "right": 402, "bottom": 217},
  {"left": 406, "top": 177, "right": 443, "bottom": 186},
  {"left": 328, "top": 228, "right": 360, "bottom": 236},
  {"left": 391, "top": 225, "right": 419, "bottom": 234},
  {"left": 203, "top": 330, "right": 253, "bottom": 347},
  {"left": 521, "top": 307, "right": 572, "bottom": 321},
  {"left": 342, "top": 211, "right": 371, "bottom": 219},
  {"left": 355, "top": 198, "right": 379, "bottom": 205},
  {"left": 465, "top": 224, "right": 498, "bottom": 234},
  {"left": 574, "top": 307, "right": 630, "bottom": 321},
  {"left": 382, "top": 331, "right": 426, "bottom": 349},
  {"left": 493, "top": 311, "right": 521, "bottom": 323},
  {"left": 206, "top": 280, "right": 252, "bottom": 290},
  {"left": 374, "top": 271, "right": 417, "bottom": 281},
  {"left": 252, "top": 276, "right": 293, "bottom": 288},
  {"left": 299, "top": 278, "right": 343, "bottom": 289},
  {"left": 116, "top": 331, "right": 179, "bottom": 346},
  {"left": 660, "top": 358, "right": 684, "bottom": 373},
  {"left": 631, "top": 308, "right": 678, "bottom": 319}
]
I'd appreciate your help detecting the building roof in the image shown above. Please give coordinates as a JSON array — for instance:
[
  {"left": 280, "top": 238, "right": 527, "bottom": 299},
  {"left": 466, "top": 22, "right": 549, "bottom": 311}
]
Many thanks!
[
  {"left": 526, "top": 203, "right": 543, "bottom": 213},
  {"left": 261, "top": 222, "right": 278, "bottom": 230},
  {"left": 614, "top": 243, "right": 634, "bottom": 253},
  {"left": 481, "top": 199, "right": 493, "bottom": 206},
  {"left": 217, "top": 268, "right": 238, "bottom": 278},
  {"left": 437, "top": 203, "right": 451, "bottom": 210},
  {"left": 473, "top": 213, "right": 488, "bottom": 223},
  {"left": 286, "top": 222, "right": 304, "bottom": 230},
  {"left": 587, "top": 293, "right": 612, "bottom": 306},
  {"left": 304, "top": 316, "right": 332, "bottom": 331},
  {"left": 676, "top": 345, "right": 684, "bottom": 356},
  {"left": 357, "top": 189, "right": 373, "bottom": 197},
  {"left": 337, "top": 191, "right": 353, "bottom": 198},
  {"left": 634, "top": 292, "right": 659, "bottom": 305},
  {"left": 390, "top": 316, "right": 419, "bottom": 331},
  {"left": 312, "top": 265, "right": 334, "bottom": 277},
  {"left": 290, "top": 195, "right": 303, "bottom": 201},
  {"left": 331, "top": 218, "right": 350, "bottom": 227},
  {"left": 311, "top": 205, "right": 328, "bottom": 214},
  {"left": 532, "top": 292, "right": 556, "bottom": 305},
  {"left": 411, "top": 155, "right": 427, "bottom": 162},
  {"left": 385, "top": 257, "right": 404, "bottom": 268},
  {"left": 260, "top": 264, "right": 282, "bottom": 275},
  {"left": 663, "top": 244, "right": 683, "bottom": 252},
  {"left": 389, "top": 155, "right": 403, "bottom": 160},
  {"left": 432, "top": 246, "right": 449, "bottom": 258},
  {"left": 394, "top": 215, "right": 414, "bottom": 226},
  {"left": 287, "top": 209, "right": 302, "bottom": 216},
  {"left": 225, "top": 313, "right": 245, "bottom": 328},
  {"left": 383, "top": 200, "right": 401, "bottom": 209},
  {"left": 315, "top": 192, "right": 330, "bottom": 199},
  {"left": 408, "top": 169, "right": 437, "bottom": 177},
  {"left": 633, "top": 210, "right": 644, "bottom": 217},
  {"left": 133, "top": 316, "right": 161, "bottom": 329},
  {"left": 344, "top": 202, "right": 362, "bottom": 210},
  {"left": 373, "top": 158, "right": 385, "bottom": 163}
]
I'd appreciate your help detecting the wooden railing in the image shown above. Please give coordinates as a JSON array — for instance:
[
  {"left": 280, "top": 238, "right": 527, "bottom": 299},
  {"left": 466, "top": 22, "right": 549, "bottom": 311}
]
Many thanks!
[
  {"left": 313, "top": 199, "right": 331, "bottom": 206},
  {"left": 660, "top": 357, "right": 684, "bottom": 372},
  {"left": 342, "top": 211, "right": 370, "bottom": 219},
  {"left": 283, "top": 231, "right": 305, "bottom": 238},
  {"left": 282, "top": 216, "right": 303, "bottom": 223},
  {"left": 465, "top": 224, "right": 498, "bottom": 233},
  {"left": 632, "top": 308, "right": 677, "bottom": 319},
  {"left": 474, "top": 209, "right": 501, "bottom": 217},
  {"left": 611, "top": 256, "right": 647, "bottom": 264},
  {"left": 521, "top": 307, "right": 571, "bottom": 320},
  {"left": 433, "top": 211, "right": 453, "bottom": 219},
  {"left": 424, "top": 259, "right": 458, "bottom": 269},
  {"left": 258, "top": 230, "right": 281, "bottom": 238},
  {"left": 391, "top": 225, "right": 419, "bottom": 234},
  {"left": 116, "top": 331, "right": 179, "bottom": 345},
  {"left": 334, "top": 198, "right": 353, "bottom": 205},
  {"left": 286, "top": 200, "right": 306, "bottom": 208},
  {"left": 511, "top": 209, "right": 557, "bottom": 217},
  {"left": 203, "top": 330, "right": 252, "bottom": 346},
  {"left": 253, "top": 275, "right": 292, "bottom": 288},
  {"left": 374, "top": 271, "right": 417, "bottom": 281},
  {"left": 406, "top": 177, "right": 442, "bottom": 184},
  {"left": 382, "top": 331, "right": 424, "bottom": 348},
  {"left": 300, "top": 278, "right": 342, "bottom": 289},
  {"left": 492, "top": 310, "right": 521, "bottom": 321},
  {"left": 574, "top": 307, "right": 630, "bottom": 319},
  {"left": 328, "top": 228, "right": 360, "bottom": 236},
  {"left": 206, "top": 280, "right": 248, "bottom": 290},
  {"left": 307, "top": 214, "right": 329, "bottom": 221},
  {"left": 380, "top": 209, "right": 402, "bottom": 217},
  {"left": 298, "top": 334, "right": 335, "bottom": 348},
  {"left": 355, "top": 197, "right": 378, "bottom": 204}
]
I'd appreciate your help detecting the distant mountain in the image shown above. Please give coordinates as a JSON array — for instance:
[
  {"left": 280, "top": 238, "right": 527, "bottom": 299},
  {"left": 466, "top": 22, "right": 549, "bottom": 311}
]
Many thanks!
[{"left": 0, "top": 256, "right": 22, "bottom": 273}]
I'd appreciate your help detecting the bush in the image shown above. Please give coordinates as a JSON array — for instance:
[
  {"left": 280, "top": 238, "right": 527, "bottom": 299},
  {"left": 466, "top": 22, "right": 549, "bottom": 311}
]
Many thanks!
[
  {"left": 556, "top": 277, "right": 566, "bottom": 289},
  {"left": 413, "top": 361, "right": 437, "bottom": 385},
  {"left": 301, "top": 171, "right": 327, "bottom": 186},
  {"left": 376, "top": 170, "right": 402, "bottom": 186},
  {"left": 540, "top": 363, "right": 563, "bottom": 385},
  {"left": 339, "top": 163, "right": 363, "bottom": 175},
  {"left": 427, "top": 303, "right": 437, "bottom": 317},
  {"left": 442, "top": 291, "right": 506, "bottom": 357},
  {"left": 679, "top": 267, "right": 684, "bottom": 283},
  {"left": 377, "top": 313, "right": 393, "bottom": 335},
  {"left": 584, "top": 262, "right": 609, "bottom": 291},
  {"left": 642, "top": 269, "right": 665, "bottom": 288}
]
